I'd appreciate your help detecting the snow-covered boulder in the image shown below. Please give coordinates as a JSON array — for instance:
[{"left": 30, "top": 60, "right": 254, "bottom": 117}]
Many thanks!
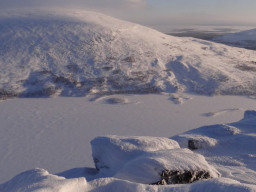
[
  {"left": 174, "top": 134, "right": 218, "bottom": 149},
  {"left": 90, "top": 135, "right": 180, "bottom": 175},
  {"left": 0, "top": 168, "right": 88, "bottom": 192},
  {"left": 171, "top": 110, "right": 256, "bottom": 185},
  {"left": 91, "top": 135, "right": 219, "bottom": 185},
  {"left": 114, "top": 148, "right": 220, "bottom": 184},
  {"left": 172, "top": 123, "right": 243, "bottom": 149}
]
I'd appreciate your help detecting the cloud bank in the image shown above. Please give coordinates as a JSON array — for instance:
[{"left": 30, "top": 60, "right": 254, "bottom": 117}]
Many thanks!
[{"left": 1, "top": 0, "right": 255, "bottom": 32}]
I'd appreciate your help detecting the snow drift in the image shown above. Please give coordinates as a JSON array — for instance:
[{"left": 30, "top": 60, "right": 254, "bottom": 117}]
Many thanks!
[{"left": 0, "top": 9, "right": 256, "bottom": 100}]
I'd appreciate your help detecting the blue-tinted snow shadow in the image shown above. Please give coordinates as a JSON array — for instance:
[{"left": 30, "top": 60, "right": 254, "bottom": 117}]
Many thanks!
[{"left": 57, "top": 167, "right": 99, "bottom": 181}]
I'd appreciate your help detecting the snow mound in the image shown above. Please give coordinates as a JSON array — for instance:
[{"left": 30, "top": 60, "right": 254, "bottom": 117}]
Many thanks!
[
  {"left": 91, "top": 135, "right": 179, "bottom": 175},
  {"left": 1, "top": 9, "right": 256, "bottom": 100},
  {"left": 0, "top": 168, "right": 88, "bottom": 192},
  {"left": 213, "top": 28, "right": 256, "bottom": 50},
  {"left": 172, "top": 110, "right": 256, "bottom": 185},
  {"left": 2, "top": 171, "right": 255, "bottom": 192},
  {"left": 115, "top": 148, "right": 220, "bottom": 184},
  {"left": 174, "top": 134, "right": 218, "bottom": 149},
  {"left": 91, "top": 135, "right": 218, "bottom": 184},
  {"left": 173, "top": 124, "right": 242, "bottom": 148}
]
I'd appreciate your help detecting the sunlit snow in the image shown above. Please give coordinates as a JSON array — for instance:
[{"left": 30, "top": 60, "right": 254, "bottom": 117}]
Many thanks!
[{"left": 0, "top": 9, "right": 256, "bottom": 192}]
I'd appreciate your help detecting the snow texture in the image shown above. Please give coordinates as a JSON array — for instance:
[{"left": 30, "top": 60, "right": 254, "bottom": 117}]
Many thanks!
[
  {"left": 0, "top": 168, "right": 88, "bottom": 192},
  {"left": 1, "top": 111, "right": 256, "bottom": 191},
  {"left": 0, "top": 9, "right": 256, "bottom": 101},
  {"left": 172, "top": 110, "right": 256, "bottom": 186},
  {"left": 1, "top": 9, "right": 256, "bottom": 192},
  {"left": 114, "top": 148, "right": 219, "bottom": 184},
  {"left": 91, "top": 135, "right": 180, "bottom": 176}
]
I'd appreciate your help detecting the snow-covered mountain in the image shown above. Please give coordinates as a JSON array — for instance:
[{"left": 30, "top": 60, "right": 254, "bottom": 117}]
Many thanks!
[
  {"left": 213, "top": 28, "right": 256, "bottom": 50},
  {"left": 0, "top": 10, "right": 256, "bottom": 100},
  {"left": 1, "top": 9, "right": 256, "bottom": 191}
]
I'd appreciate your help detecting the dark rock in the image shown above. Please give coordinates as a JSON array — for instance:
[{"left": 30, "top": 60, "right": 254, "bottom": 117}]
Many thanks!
[
  {"left": 152, "top": 169, "right": 212, "bottom": 185},
  {"left": 0, "top": 89, "right": 18, "bottom": 100},
  {"left": 188, "top": 139, "right": 201, "bottom": 150}
]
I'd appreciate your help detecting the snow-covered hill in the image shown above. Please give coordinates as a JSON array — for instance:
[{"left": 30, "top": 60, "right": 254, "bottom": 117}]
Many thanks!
[
  {"left": 0, "top": 10, "right": 256, "bottom": 100},
  {"left": 1, "top": 9, "right": 256, "bottom": 191},
  {"left": 213, "top": 28, "right": 256, "bottom": 50}
]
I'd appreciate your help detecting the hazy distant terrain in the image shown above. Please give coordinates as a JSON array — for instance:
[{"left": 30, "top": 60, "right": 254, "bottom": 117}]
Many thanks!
[
  {"left": 213, "top": 28, "right": 256, "bottom": 50},
  {"left": 169, "top": 27, "right": 256, "bottom": 50},
  {"left": 168, "top": 27, "right": 233, "bottom": 40}
]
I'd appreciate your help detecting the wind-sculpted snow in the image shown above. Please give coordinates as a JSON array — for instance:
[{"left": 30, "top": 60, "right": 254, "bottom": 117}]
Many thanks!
[
  {"left": 0, "top": 168, "right": 88, "bottom": 192},
  {"left": 91, "top": 136, "right": 180, "bottom": 176},
  {"left": 172, "top": 110, "right": 256, "bottom": 185},
  {"left": 0, "top": 10, "right": 256, "bottom": 100}
]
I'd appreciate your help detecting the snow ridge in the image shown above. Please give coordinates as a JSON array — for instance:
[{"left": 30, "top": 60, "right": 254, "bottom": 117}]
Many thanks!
[{"left": 0, "top": 9, "right": 256, "bottom": 100}]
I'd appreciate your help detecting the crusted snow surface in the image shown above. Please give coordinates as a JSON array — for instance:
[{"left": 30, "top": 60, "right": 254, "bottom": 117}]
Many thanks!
[
  {"left": 213, "top": 28, "right": 256, "bottom": 50},
  {"left": 172, "top": 110, "right": 256, "bottom": 186},
  {"left": 1, "top": 170, "right": 255, "bottom": 192},
  {"left": 0, "top": 168, "right": 88, "bottom": 192},
  {"left": 91, "top": 135, "right": 180, "bottom": 176},
  {"left": 1, "top": 111, "right": 256, "bottom": 191},
  {"left": 114, "top": 148, "right": 219, "bottom": 184},
  {"left": 0, "top": 9, "right": 256, "bottom": 100}
]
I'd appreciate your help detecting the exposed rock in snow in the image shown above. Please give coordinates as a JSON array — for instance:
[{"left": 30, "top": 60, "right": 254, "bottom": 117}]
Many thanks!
[
  {"left": 0, "top": 10, "right": 256, "bottom": 100},
  {"left": 1, "top": 8, "right": 256, "bottom": 192},
  {"left": 91, "top": 135, "right": 219, "bottom": 185},
  {"left": 175, "top": 134, "right": 218, "bottom": 149},
  {"left": 114, "top": 148, "right": 220, "bottom": 184},
  {"left": 172, "top": 110, "right": 256, "bottom": 185},
  {"left": 1, "top": 170, "right": 255, "bottom": 192},
  {"left": 91, "top": 135, "right": 180, "bottom": 175},
  {"left": 152, "top": 170, "right": 212, "bottom": 185},
  {"left": 1, "top": 110, "right": 256, "bottom": 191}
]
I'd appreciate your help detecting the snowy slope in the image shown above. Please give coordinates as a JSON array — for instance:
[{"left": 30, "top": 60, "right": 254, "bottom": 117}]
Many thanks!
[
  {"left": 1, "top": 110, "right": 256, "bottom": 191},
  {"left": 213, "top": 28, "right": 256, "bottom": 50},
  {"left": 0, "top": 9, "right": 256, "bottom": 100}
]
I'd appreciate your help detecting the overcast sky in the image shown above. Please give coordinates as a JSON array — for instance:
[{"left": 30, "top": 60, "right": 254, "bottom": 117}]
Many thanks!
[{"left": 0, "top": 0, "right": 255, "bottom": 31}]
